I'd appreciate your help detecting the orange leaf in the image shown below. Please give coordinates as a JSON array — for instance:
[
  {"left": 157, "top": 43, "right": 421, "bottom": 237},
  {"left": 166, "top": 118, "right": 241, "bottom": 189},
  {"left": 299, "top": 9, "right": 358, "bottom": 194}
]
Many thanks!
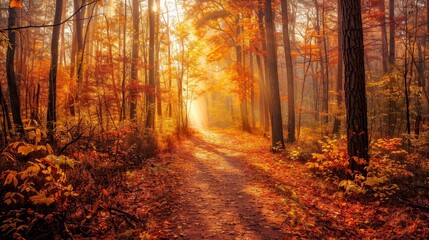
[
  {"left": 102, "top": 189, "right": 108, "bottom": 196},
  {"left": 9, "top": 0, "right": 23, "bottom": 8}
]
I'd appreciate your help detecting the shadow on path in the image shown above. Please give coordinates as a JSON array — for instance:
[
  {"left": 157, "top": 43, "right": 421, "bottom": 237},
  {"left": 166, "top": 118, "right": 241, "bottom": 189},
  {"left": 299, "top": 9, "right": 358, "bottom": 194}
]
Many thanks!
[{"left": 157, "top": 131, "right": 288, "bottom": 239}]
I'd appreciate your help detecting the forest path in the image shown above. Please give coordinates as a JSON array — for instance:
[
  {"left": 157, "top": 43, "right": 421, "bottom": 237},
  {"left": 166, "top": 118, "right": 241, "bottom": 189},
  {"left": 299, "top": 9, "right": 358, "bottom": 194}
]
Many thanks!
[
  {"left": 152, "top": 130, "right": 292, "bottom": 239},
  {"left": 140, "top": 130, "right": 426, "bottom": 239}
]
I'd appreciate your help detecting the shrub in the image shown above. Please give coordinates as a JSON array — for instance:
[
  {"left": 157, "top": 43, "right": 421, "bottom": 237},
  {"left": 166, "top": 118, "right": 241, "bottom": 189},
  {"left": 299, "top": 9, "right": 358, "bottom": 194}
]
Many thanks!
[
  {"left": 0, "top": 142, "right": 78, "bottom": 239},
  {"left": 306, "top": 136, "right": 349, "bottom": 182},
  {"left": 307, "top": 137, "right": 417, "bottom": 201}
]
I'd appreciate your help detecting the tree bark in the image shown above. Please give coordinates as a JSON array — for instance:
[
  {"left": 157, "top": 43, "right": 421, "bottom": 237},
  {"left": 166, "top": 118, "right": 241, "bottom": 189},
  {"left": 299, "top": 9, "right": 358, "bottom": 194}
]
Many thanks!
[
  {"left": 47, "top": 0, "right": 64, "bottom": 143},
  {"left": 280, "top": 0, "right": 296, "bottom": 143},
  {"left": 130, "top": 0, "right": 140, "bottom": 121},
  {"left": 120, "top": 0, "right": 127, "bottom": 121},
  {"left": 379, "top": 0, "right": 388, "bottom": 73},
  {"left": 333, "top": 0, "right": 343, "bottom": 134},
  {"left": 72, "top": 0, "right": 85, "bottom": 116},
  {"left": 264, "top": 0, "right": 285, "bottom": 151},
  {"left": 146, "top": 0, "right": 156, "bottom": 129},
  {"left": 341, "top": 0, "right": 369, "bottom": 175},
  {"left": 387, "top": 0, "right": 396, "bottom": 136},
  {"left": 6, "top": 6, "right": 24, "bottom": 135},
  {"left": 256, "top": 6, "right": 270, "bottom": 134},
  {"left": 236, "top": 20, "right": 251, "bottom": 132}
]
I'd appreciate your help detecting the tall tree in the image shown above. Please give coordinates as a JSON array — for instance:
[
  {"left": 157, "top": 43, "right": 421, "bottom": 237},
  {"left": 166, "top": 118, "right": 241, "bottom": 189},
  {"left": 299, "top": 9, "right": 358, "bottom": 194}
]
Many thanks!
[
  {"left": 333, "top": 0, "right": 343, "bottom": 134},
  {"left": 236, "top": 16, "right": 252, "bottom": 132},
  {"left": 256, "top": 6, "right": 271, "bottom": 134},
  {"left": 379, "top": 0, "right": 388, "bottom": 73},
  {"left": 388, "top": 0, "right": 395, "bottom": 68},
  {"left": 130, "top": 0, "right": 140, "bottom": 120},
  {"left": 387, "top": 0, "right": 395, "bottom": 136},
  {"left": 71, "top": 0, "right": 85, "bottom": 116},
  {"left": 47, "top": 0, "right": 64, "bottom": 143},
  {"left": 341, "top": 0, "right": 369, "bottom": 175},
  {"left": 6, "top": 3, "right": 24, "bottom": 135},
  {"left": 146, "top": 0, "right": 156, "bottom": 129},
  {"left": 120, "top": 0, "right": 127, "bottom": 121},
  {"left": 264, "top": 0, "right": 285, "bottom": 151},
  {"left": 280, "top": 0, "right": 296, "bottom": 143},
  {"left": 313, "top": 0, "right": 329, "bottom": 128}
]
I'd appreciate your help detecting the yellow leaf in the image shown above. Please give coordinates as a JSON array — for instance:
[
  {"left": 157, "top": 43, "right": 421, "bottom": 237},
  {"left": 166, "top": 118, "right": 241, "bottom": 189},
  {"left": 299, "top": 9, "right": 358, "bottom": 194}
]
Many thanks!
[
  {"left": 4, "top": 171, "right": 17, "bottom": 186},
  {"left": 28, "top": 131, "right": 36, "bottom": 140},
  {"left": 66, "top": 158, "right": 75, "bottom": 168},
  {"left": 46, "top": 144, "right": 53, "bottom": 154},
  {"left": 18, "top": 145, "right": 35, "bottom": 156},
  {"left": 35, "top": 129, "right": 41, "bottom": 145},
  {"left": 9, "top": 0, "right": 23, "bottom": 8},
  {"left": 12, "top": 176, "right": 18, "bottom": 187},
  {"left": 29, "top": 194, "right": 55, "bottom": 205}
]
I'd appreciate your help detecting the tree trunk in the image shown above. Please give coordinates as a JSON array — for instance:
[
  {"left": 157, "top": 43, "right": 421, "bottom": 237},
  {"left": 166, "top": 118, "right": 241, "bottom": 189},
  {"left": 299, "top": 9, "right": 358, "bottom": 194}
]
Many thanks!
[
  {"left": 47, "top": 0, "right": 64, "bottom": 143},
  {"left": 264, "top": 0, "right": 285, "bottom": 151},
  {"left": 257, "top": 6, "right": 270, "bottom": 134},
  {"left": 256, "top": 54, "right": 270, "bottom": 133},
  {"left": 387, "top": 0, "right": 396, "bottom": 136},
  {"left": 72, "top": 0, "right": 85, "bottom": 116},
  {"left": 146, "top": 0, "right": 156, "bottom": 129},
  {"left": 0, "top": 84, "right": 12, "bottom": 143},
  {"left": 120, "top": 0, "right": 127, "bottom": 121},
  {"left": 155, "top": 0, "right": 162, "bottom": 118},
  {"left": 333, "top": 0, "right": 343, "bottom": 134},
  {"left": 379, "top": 0, "right": 388, "bottom": 73},
  {"left": 281, "top": 0, "right": 296, "bottom": 143},
  {"left": 235, "top": 16, "right": 251, "bottom": 132},
  {"left": 6, "top": 6, "right": 24, "bottom": 135},
  {"left": 130, "top": 0, "right": 140, "bottom": 121},
  {"left": 249, "top": 54, "right": 256, "bottom": 128},
  {"left": 341, "top": 0, "right": 369, "bottom": 176},
  {"left": 403, "top": 9, "right": 411, "bottom": 137}
]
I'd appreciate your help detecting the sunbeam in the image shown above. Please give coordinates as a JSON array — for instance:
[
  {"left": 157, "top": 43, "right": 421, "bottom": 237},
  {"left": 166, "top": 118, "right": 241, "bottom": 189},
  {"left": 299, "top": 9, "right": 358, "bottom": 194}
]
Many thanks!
[{"left": 189, "top": 97, "right": 208, "bottom": 130}]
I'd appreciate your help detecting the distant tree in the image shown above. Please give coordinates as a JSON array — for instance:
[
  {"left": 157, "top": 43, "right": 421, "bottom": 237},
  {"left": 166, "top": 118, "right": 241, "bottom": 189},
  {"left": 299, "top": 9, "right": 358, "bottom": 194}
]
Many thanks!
[
  {"left": 146, "top": 0, "right": 156, "bottom": 129},
  {"left": 47, "top": 0, "right": 64, "bottom": 143},
  {"left": 379, "top": 0, "right": 389, "bottom": 73},
  {"left": 332, "top": 0, "right": 343, "bottom": 134},
  {"left": 70, "top": 0, "right": 85, "bottom": 116},
  {"left": 387, "top": 0, "right": 396, "bottom": 136},
  {"left": 313, "top": 0, "right": 329, "bottom": 129},
  {"left": 264, "top": 0, "right": 285, "bottom": 151},
  {"left": 280, "top": 0, "right": 296, "bottom": 143},
  {"left": 6, "top": 3, "right": 24, "bottom": 135},
  {"left": 341, "top": 0, "right": 369, "bottom": 175},
  {"left": 130, "top": 0, "right": 140, "bottom": 121}
]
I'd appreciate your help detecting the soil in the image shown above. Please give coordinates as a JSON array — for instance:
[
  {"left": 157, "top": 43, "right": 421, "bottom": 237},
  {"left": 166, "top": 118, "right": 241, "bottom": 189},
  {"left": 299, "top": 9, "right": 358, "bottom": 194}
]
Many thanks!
[{"left": 152, "top": 130, "right": 289, "bottom": 239}]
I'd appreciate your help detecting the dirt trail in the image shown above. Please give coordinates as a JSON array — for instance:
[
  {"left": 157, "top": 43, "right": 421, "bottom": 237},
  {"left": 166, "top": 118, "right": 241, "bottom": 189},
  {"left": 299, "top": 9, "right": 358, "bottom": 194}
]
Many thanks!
[
  {"left": 144, "top": 130, "right": 429, "bottom": 239},
  {"left": 154, "top": 131, "right": 289, "bottom": 239}
]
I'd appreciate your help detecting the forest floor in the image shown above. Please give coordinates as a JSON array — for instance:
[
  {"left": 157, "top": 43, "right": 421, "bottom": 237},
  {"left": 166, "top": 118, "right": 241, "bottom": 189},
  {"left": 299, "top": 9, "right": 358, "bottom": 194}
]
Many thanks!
[{"left": 119, "top": 130, "right": 428, "bottom": 239}]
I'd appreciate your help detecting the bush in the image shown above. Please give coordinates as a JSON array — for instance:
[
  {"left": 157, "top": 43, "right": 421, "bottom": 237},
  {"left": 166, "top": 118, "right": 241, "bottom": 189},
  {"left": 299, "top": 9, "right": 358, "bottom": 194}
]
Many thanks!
[
  {"left": 307, "top": 137, "right": 418, "bottom": 201},
  {"left": 305, "top": 136, "right": 349, "bottom": 182},
  {"left": 0, "top": 142, "right": 78, "bottom": 239}
]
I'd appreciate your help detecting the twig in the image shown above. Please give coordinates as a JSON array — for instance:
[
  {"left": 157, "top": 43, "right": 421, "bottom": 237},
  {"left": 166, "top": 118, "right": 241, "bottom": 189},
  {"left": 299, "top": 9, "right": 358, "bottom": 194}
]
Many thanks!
[
  {"left": 398, "top": 198, "right": 429, "bottom": 212},
  {"left": 59, "top": 132, "right": 84, "bottom": 154},
  {"left": 64, "top": 223, "right": 76, "bottom": 240},
  {"left": 108, "top": 207, "right": 141, "bottom": 223},
  {"left": 1, "top": 0, "right": 98, "bottom": 31}
]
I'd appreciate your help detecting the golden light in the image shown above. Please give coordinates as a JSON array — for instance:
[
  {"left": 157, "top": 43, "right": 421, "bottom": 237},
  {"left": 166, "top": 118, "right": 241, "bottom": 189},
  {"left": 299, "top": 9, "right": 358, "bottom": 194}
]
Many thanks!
[
  {"left": 152, "top": 3, "right": 158, "bottom": 12},
  {"left": 188, "top": 97, "right": 208, "bottom": 130}
]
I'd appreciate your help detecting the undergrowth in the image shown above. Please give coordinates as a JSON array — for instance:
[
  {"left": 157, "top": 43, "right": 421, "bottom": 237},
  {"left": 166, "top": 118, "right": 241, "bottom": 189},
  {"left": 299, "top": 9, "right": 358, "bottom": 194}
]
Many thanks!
[
  {"left": 0, "top": 123, "right": 180, "bottom": 239},
  {"left": 304, "top": 136, "right": 429, "bottom": 202}
]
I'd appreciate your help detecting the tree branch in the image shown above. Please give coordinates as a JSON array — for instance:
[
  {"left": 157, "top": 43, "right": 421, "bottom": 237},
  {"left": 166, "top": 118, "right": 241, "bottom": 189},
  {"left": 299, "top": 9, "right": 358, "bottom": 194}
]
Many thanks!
[{"left": 0, "top": 0, "right": 98, "bottom": 32}]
